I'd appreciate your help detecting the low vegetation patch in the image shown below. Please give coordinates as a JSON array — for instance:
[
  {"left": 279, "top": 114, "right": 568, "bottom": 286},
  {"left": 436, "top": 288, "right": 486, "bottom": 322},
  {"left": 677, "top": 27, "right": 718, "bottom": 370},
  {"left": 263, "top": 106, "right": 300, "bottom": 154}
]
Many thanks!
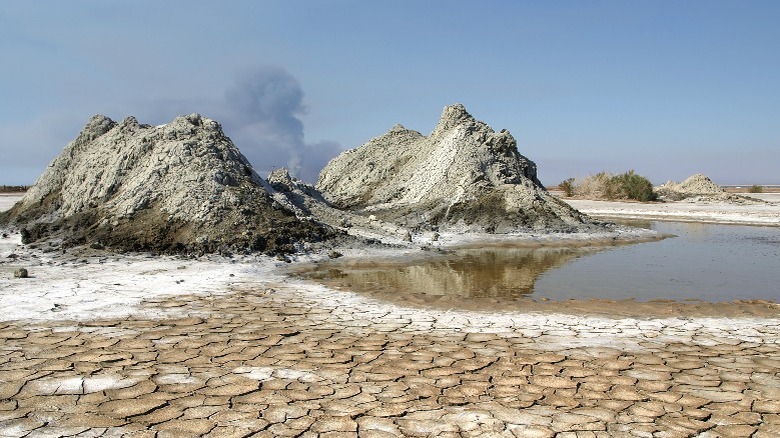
[
  {"left": 560, "top": 170, "right": 657, "bottom": 202},
  {"left": 0, "top": 185, "right": 29, "bottom": 193},
  {"left": 559, "top": 178, "right": 575, "bottom": 197},
  {"left": 748, "top": 185, "right": 764, "bottom": 193}
]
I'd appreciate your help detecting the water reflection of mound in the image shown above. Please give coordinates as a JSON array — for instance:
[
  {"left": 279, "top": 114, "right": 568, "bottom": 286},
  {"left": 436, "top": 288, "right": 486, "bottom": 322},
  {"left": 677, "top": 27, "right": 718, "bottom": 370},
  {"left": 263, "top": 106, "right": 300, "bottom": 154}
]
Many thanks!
[{"left": 322, "top": 247, "right": 605, "bottom": 300}]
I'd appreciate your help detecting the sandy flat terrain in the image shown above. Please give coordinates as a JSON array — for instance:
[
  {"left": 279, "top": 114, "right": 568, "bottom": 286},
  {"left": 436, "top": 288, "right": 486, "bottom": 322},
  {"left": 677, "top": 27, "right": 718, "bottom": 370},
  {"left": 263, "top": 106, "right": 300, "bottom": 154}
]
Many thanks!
[
  {"left": 1, "top": 193, "right": 779, "bottom": 436},
  {"left": 0, "top": 194, "right": 22, "bottom": 213},
  {"left": 565, "top": 196, "right": 780, "bottom": 226}
]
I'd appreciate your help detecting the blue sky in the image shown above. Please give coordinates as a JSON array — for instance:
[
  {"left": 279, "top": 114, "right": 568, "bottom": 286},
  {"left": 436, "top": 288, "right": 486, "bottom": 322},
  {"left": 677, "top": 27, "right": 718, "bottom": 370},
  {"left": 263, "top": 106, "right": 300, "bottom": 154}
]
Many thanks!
[{"left": 1, "top": 1, "right": 778, "bottom": 186}]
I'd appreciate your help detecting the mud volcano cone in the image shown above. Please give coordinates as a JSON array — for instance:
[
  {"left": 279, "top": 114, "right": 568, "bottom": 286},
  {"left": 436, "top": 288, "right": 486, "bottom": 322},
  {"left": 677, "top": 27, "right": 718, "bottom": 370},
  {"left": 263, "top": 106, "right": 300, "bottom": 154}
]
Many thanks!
[
  {"left": 316, "top": 104, "right": 594, "bottom": 232},
  {"left": 0, "top": 114, "right": 334, "bottom": 254}
]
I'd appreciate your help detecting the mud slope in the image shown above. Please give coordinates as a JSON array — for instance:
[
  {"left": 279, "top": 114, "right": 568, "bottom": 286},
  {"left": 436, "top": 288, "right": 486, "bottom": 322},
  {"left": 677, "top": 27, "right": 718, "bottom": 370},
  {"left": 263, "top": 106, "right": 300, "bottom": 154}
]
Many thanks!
[
  {"left": 317, "top": 104, "right": 596, "bottom": 233},
  {"left": 0, "top": 114, "right": 335, "bottom": 254}
]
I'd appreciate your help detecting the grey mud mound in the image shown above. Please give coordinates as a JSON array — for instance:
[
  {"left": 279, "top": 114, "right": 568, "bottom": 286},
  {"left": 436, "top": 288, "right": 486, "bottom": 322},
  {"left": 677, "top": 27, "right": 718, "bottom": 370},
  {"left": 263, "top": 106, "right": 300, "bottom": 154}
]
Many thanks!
[
  {"left": 268, "top": 168, "right": 413, "bottom": 245},
  {"left": 656, "top": 174, "right": 765, "bottom": 204},
  {"left": 317, "top": 104, "right": 594, "bottom": 233},
  {"left": 656, "top": 174, "right": 724, "bottom": 200},
  {"left": 0, "top": 114, "right": 335, "bottom": 254}
]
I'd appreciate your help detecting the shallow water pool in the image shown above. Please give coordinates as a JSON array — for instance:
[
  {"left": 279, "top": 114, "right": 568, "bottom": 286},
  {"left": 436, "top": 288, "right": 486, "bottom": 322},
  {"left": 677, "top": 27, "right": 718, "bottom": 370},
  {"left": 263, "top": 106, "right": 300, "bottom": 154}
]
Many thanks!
[
  {"left": 535, "top": 221, "right": 779, "bottom": 302},
  {"left": 304, "top": 222, "right": 779, "bottom": 303}
]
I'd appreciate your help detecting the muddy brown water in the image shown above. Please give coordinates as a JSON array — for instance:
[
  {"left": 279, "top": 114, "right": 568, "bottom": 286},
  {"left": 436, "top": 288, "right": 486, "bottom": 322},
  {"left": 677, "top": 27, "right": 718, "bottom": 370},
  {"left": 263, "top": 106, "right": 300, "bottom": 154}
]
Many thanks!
[{"left": 300, "top": 221, "right": 780, "bottom": 309}]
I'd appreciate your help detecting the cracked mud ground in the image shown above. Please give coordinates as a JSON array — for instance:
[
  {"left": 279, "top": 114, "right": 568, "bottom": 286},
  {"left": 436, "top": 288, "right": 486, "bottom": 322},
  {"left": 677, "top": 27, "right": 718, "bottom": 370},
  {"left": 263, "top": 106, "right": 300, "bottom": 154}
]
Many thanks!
[{"left": 1, "top": 284, "right": 779, "bottom": 438}]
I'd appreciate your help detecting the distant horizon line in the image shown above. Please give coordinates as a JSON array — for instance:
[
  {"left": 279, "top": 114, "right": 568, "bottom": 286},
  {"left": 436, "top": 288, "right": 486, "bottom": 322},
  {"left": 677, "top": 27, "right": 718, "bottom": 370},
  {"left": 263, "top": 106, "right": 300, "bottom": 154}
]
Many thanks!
[{"left": 3, "top": 183, "right": 780, "bottom": 192}]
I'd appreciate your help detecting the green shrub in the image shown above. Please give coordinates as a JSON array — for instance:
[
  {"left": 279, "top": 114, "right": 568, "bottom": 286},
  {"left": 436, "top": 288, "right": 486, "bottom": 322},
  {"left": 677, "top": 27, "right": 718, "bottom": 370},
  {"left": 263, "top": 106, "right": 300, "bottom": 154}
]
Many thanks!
[
  {"left": 563, "top": 170, "right": 656, "bottom": 202},
  {"left": 559, "top": 178, "right": 575, "bottom": 197},
  {"left": 609, "top": 170, "right": 657, "bottom": 202},
  {"left": 748, "top": 185, "right": 764, "bottom": 193}
]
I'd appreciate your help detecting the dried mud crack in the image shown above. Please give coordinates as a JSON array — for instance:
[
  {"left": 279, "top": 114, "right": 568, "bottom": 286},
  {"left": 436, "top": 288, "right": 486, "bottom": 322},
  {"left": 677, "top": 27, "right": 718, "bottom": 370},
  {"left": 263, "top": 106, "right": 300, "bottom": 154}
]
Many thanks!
[{"left": 1, "top": 286, "right": 778, "bottom": 437}]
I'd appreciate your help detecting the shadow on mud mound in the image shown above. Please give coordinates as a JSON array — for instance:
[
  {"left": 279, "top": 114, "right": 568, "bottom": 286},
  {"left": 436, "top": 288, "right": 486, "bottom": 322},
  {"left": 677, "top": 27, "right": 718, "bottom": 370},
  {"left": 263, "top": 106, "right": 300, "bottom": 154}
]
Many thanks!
[{"left": 9, "top": 202, "right": 342, "bottom": 256}]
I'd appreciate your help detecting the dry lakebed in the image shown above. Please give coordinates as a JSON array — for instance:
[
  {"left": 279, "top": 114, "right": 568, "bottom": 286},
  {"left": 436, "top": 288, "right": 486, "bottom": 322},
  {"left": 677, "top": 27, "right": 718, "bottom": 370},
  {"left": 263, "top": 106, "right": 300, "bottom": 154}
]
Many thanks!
[{"left": 1, "top": 192, "right": 779, "bottom": 437}]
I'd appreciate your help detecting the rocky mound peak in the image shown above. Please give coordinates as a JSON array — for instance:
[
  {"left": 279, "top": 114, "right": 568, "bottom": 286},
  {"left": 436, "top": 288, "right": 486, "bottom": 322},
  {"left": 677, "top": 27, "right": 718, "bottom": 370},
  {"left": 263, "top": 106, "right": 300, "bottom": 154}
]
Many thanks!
[
  {"left": 430, "top": 103, "right": 478, "bottom": 137},
  {"left": 675, "top": 174, "right": 724, "bottom": 194},
  {"left": 654, "top": 173, "right": 766, "bottom": 204},
  {"left": 656, "top": 174, "right": 724, "bottom": 200},
  {"left": 1, "top": 114, "right": 334, "bottom": 254},
  {"left": 316, "top": 104, "right": 592, "bottom": 232}
]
